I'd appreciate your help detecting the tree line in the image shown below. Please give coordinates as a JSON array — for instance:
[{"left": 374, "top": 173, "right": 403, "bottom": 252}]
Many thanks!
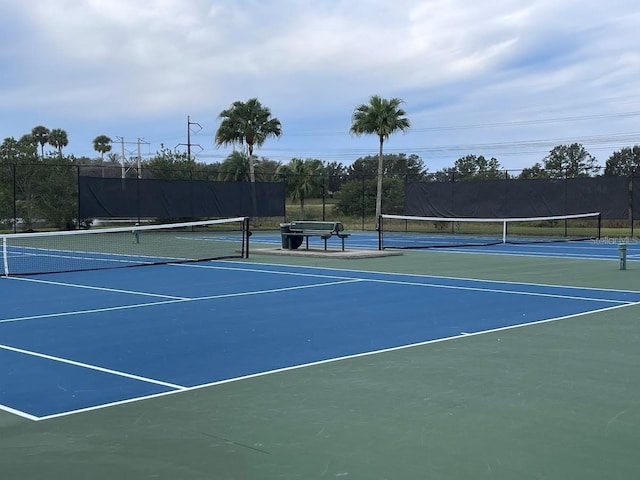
[{"left": 2, "top": 97, "right": 640, "bottom": 228}]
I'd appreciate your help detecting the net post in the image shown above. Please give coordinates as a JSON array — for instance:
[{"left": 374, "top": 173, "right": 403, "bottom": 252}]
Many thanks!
[
  {"left": 243, "top": 216, "right": 250, "bottom": 258},
  {"left": 502, "top": 220, "right": 507, "bottom": 243},
  {"left": 597, "top": 213, "right": 602, "bottom": 240},
  {"left": 378, "top": 215, "right": 383, "bottom": 250}
]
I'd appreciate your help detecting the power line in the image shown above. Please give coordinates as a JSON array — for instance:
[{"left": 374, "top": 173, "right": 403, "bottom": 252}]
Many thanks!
[{"left": 137, "top": 109, "right": 640, "bottom": 166}]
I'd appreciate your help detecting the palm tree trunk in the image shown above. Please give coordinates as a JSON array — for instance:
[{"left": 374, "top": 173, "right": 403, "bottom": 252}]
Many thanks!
[
  {"left": 247, "top": 143, "right": 258, "bottom": 226},
  {"left": 248, "top": 144, "right": 256, "bottom": 184},
  {"left": 375, "top": 136, "right": 384, "bottom": 229}
]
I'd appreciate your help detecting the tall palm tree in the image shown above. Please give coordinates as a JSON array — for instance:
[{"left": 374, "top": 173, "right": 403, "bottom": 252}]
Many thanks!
[
  {"left": 31, "top": 125, "right": 50, "bottom": 159},
  {"left": 48, "top": 128, "right": 68, "bottom": 158},
  {"left": 215, "top": 98, "right": 282, "bottom": 183},
  {"left": 92, "top": 135, "right": 112, "bottom": 160},
  {"left": 350, "top": 95, "right": 410, "bottom": 226},
  {"left": 276, "top": 158, "right": 323, "bottom": 219}
]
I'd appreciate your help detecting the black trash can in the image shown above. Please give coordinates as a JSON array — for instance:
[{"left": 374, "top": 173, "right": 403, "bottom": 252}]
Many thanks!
[
  {"left": 280, "top": 223, "right": 291, "bottom": 249},
  {"left": 290, "top": 235, "right": 303, "bottom": 249}
]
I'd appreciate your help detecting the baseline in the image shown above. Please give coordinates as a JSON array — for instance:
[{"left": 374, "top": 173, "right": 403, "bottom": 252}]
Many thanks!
[{"left": 25, "top": 299, "right": 640, "bottom": 422}]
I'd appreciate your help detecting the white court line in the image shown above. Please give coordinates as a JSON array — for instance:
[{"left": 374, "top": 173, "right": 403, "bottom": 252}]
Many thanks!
[
  {"left": 1, "top": 261, "right": 634, "bottom": 420},
  {"left": 214, "top": 259, "right": 640, "bottom": 294},
  {"left": 0, "top": 280, "right": 364, "bottom": 420},
  {"left": 7, "top": 276, "right": 190, "bottom": 300},
  {"left": 0, "top": 299, "right": 189, "bottom": 325},
  {"left": 179, "top": 262, "right": 636, "bottom": 303},
  {"left": 0, "top": 403, "right": 39, "bottom": 421},
  {"left": 0, "top": 279, "right": 363, "bottom": 325},
  {"left": 0, "top": 343, "right": 186, "bottom": 390},
  {"left": 28, "top": 299, "right": 640, "bottom": 422},
  {"left": 365, "top": 277, "right": 629, "bottom": 304},
  {"left": 395, "top": 244, "right": 640, "bottom": 261},
  {"left": 429, "top": 248, "right": 631, "bottom": 261},
  {"left": 190, "top": 279, "right": 363, "bottom": 301},
  {"left": 175, "top": 262, "right": 364, "bottom": 280}
]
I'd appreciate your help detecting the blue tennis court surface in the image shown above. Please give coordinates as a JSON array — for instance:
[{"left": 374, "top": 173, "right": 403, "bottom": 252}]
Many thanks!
[
  {"left": 2, "top": 260, "right": 639, "bottom": 421},
  {"left": 252, "top": 231, "right": 640, "bottom": 260}
]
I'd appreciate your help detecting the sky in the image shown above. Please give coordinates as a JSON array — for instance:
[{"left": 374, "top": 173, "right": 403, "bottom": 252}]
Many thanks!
[{"left": 1, "top": 0, "right": 639, "bottom": 173}]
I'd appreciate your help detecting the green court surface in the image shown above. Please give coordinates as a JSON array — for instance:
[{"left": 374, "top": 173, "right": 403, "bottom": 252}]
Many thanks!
[{"left": 1, "top": 250, "right": 639, "bottom": 479}]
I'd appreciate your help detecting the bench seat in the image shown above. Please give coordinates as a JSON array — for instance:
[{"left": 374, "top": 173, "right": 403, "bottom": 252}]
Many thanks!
[{"left": 283, "top": 221, "right": 351, "bottom": 251}]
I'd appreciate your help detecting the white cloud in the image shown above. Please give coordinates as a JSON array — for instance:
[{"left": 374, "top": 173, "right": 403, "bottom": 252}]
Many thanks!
[
  {"left": 6, "top": 0, "right": 541, "bottom": 111},
  {"left": 1, "top": 0, "right": 639, "bottom": 168}
]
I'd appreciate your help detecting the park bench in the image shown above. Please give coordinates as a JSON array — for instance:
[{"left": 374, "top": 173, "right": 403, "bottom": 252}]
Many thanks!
[{"left": 283, "top": 221, "right": 351, "bottom": 251}]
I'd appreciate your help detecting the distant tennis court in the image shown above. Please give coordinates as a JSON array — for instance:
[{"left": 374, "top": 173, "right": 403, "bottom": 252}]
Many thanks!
[
  {"left": 251, "top": 230, "right": 640, "bottom": 261},
  {"left": 1, "top": 226, "right": 639, "bottom": 479}
]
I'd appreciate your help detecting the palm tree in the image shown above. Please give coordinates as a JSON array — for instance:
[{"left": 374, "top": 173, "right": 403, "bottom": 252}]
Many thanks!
[
  {"left": 215, "top": 98, "right": 282, "bottom": 183},
  {"left": 48, "top": 128, "right": 68, "bottom": 158},
  {"left": 92, "top": 135, "right": 112, "bottom": 160},
  {"left": 276, "top": 158, "right": 323, "bottom": 219},
  {"left": 31, "top": 125, "right": 50, "bottom": 159},
  {"left": 218, "top": 151, "right": 262, "bottom": 182},
  {"left": 350, "top": 95, "right": 410, "bottom": 226}
]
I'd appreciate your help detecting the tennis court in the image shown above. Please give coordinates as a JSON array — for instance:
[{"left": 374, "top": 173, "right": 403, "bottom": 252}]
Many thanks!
[
  {"left": 251, "top": 230, "right": 640, "bottom": 261},
  {"left": 1, "top": 225, "right": 640, "bottom": 479}
]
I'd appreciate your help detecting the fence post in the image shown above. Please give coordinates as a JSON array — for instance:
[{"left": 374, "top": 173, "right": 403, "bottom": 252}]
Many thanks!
[
  {"left": 283, "top": 177, "right": 287, "bottom": 223},
  {"left": 137, "top": 173, "right": 142, "bottom": 224},
  {"left": 76, "top": 164, "right": 81, "bottom": 229},
  {"left": 631, "top": 173, "right": 635, "bottom": 237},
  {"left": 450, "top": 170, "right": 456, "bottom": 233},
  {"left": 361, "top": 173, "right": 365, "bottom": 231},
  {"left": 12, "top": 163, "right": 16, "bottom": 234},
  {"left": 321, "top": 177, "right": 326, "bottom": 221}
]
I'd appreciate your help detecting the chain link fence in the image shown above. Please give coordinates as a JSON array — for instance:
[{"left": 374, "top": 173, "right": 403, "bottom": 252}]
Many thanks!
[{"left": 0, "top": 163, "right": 637, "bottom": 234}]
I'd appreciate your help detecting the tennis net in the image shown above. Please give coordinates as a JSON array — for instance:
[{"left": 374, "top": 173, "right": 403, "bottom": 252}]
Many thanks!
[
  {"left": 2, "top": 217, "right": 250, "bottom": 276},
  {"left": 378, "top": 212, "right": 601, "bottom": 249}
]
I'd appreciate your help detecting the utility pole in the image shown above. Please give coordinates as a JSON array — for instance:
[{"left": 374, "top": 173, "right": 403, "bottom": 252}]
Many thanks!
[
  {"left": 115, "top": 137, "right": 147, "bottom": 178},
  {"left": 176, "top": 116, "right": 203, "bottom": 159},
  {"left": 116, "top": 136, "right": 126, "bottom": 179},
  {"left": 135, "top": 138, "right": 149, "bottom": 178}
]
